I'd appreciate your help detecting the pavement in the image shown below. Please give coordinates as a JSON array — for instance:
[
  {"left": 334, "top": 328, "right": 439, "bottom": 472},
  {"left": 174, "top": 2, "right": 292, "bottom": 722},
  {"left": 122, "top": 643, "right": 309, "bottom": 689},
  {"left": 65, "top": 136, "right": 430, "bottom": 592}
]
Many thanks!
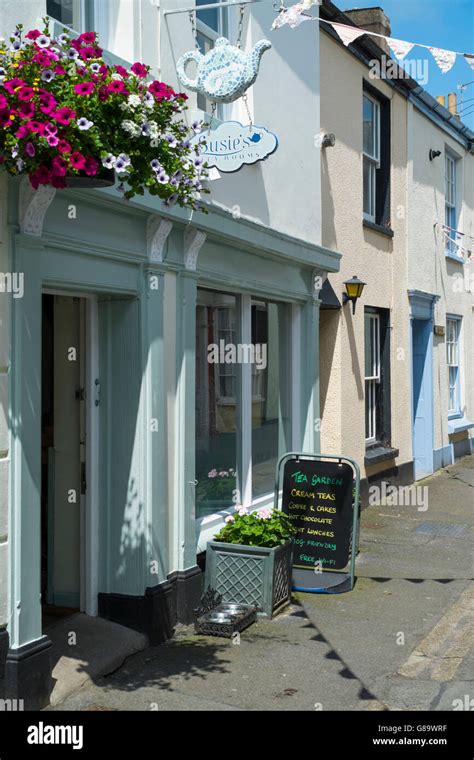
[
  {"left": 48, "top": 455, "right": 474, "bottom": 712},
  {"left": 46, "top": 613, "right": 147, "bottom": 706}
]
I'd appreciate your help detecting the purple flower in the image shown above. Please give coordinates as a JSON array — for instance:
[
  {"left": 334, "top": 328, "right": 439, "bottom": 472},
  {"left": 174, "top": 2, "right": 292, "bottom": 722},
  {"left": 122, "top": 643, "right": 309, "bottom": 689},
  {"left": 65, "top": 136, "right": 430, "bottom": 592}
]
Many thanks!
[
  {"left": 165, "top": 134, "right": 178, "bottom": 148},
  {"left": 25, "top": 142, "right": 35, "bottom": 157},
  {"left": 36, "top": 35, "right": 51, "bottom": 49},
  {"left": 115, "top": 153, "right": 131, "bottom": 172},
  {"left": 156, "top": 171, "right": 169, "bottom": 185},
  {"left": 90, "top": 63, "right": 101, "bottom": 73},
  {"left": 41, "top": 70, "right": 55, "bottom": 83},
  {"left": 102, "top": 154, "right": 116, "bottom": 169},
  {"left": 150, "top": 159, "right": 161, "bottom": 172},
  {"left": 163, "top": 193, "right": 178, "bottom": 207},
  {"left": 58, "top": 33, "right": 70, "bottom": 45},
  {"left": 67, "top": 48, "right": 79, "bottom": 60},
  {"left": 77, "top": 117, "right": 94, "bottom": 131}
]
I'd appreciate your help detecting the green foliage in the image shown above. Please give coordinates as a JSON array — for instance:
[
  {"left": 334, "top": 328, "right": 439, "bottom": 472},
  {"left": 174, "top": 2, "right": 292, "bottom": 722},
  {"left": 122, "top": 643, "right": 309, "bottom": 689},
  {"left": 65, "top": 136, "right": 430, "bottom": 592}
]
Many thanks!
[{"left": 214, "top": 507, "right": 296, "bottom": 548}]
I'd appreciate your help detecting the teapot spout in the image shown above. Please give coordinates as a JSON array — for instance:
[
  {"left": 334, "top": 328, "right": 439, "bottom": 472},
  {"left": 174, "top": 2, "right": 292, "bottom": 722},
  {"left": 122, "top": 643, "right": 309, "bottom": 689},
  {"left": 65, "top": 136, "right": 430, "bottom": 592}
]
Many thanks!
[{"left": 249, "top": 39, "right": 271, "bottom": 79}]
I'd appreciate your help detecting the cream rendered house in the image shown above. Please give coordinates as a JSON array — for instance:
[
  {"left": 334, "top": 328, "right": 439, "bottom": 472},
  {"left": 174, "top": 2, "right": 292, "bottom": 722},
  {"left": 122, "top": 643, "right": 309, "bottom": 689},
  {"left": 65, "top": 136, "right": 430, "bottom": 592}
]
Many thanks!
[{"left": 319, "top": 2, "right": 473, "bottom": 499}]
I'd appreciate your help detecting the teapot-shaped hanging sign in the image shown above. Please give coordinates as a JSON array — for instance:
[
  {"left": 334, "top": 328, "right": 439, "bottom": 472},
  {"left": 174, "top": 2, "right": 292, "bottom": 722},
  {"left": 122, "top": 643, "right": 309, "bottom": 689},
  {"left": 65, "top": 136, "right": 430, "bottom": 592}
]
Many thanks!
[{"left": 176, "top": 37, "right": 271, "bottom": 104}]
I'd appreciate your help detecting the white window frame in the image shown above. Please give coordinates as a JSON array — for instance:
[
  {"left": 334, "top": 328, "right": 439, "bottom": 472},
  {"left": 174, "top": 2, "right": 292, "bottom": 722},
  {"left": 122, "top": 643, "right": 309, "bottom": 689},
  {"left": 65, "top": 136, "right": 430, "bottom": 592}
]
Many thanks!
[
  {"left": 196, "top": 0, "right": 228, "bottom": 120},
  {"left": 195, "top": 290, "right": 295, "bottom": 545},
  {"left": 365, "top": 312, "right": 380, "bottom": 444},
  {"left": 445, "top": 152, "right": 459, "bottom": 256},
  {"left": 446, "top": 316, "right": 462, "bottom": 418},
  {"left": 46, "top": 0, "right": 90, "bottom": 32},
  {"left": 363, "top": 93, "right": 380, "bottom": 224}
]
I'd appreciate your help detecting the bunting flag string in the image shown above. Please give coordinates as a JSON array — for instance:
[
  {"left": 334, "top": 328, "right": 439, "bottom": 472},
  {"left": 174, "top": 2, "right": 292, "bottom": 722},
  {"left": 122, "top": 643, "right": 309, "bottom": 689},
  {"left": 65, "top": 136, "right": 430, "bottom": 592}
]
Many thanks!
[
  {"left": 271, "top": 6, "right": 474, "bottom": 75},
  {"left": 436, "top": 223, "right": 472, "bottom": 262}
]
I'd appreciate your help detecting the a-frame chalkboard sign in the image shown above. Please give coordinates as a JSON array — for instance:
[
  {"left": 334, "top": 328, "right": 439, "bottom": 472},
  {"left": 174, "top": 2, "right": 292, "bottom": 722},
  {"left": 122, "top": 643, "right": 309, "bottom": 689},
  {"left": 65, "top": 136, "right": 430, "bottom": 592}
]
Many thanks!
[{"left": 275, "top": 452, "right": 360, "bottom": 593}]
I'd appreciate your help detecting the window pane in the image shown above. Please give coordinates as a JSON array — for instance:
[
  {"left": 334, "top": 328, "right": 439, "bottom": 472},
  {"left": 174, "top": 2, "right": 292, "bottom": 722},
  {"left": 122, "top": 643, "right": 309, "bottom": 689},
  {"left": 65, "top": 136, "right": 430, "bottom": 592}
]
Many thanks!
[
  {"left": 252, "top": 301, "right": 290, "bottom": 499},
  {"left": 363, "top": 157, "right": 375, "bottom": 218},
  {"left": 363, "top": 96, "right": 374, "bottom": 156},
  {"left": 47, "top": 0, "right": 74, "bottom": 24},
  {"left": 197, "top": 0, "right": 219, "bottom": 31},
  {"left": 196, "top": 290, "right": 238, "bottom": 517},
  {"left": 364, "top": 313, "right": 372, "bottom": 377}
]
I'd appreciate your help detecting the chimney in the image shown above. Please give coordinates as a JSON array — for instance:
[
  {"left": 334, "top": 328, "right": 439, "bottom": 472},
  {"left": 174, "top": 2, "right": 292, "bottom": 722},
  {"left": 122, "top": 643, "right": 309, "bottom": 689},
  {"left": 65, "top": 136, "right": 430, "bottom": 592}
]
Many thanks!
[
  {"left": 436, "top": 95, "right": 446, "bottom": 107},
  {"left": 447, "top": 92, "right": 459, "bottom": 119},
  {"left": 344, "top": 7, "right": 391, "bottom": 55}
]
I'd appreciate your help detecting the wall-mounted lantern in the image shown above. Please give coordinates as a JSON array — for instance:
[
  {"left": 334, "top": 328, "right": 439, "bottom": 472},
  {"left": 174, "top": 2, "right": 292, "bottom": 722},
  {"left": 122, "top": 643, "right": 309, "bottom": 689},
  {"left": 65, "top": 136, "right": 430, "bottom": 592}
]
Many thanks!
[
  {"left": 429, "top": 149, "right": 442, "bottom": 161},
  {"left": 342, "top": 276, "right": 366, "bottom": 315}
]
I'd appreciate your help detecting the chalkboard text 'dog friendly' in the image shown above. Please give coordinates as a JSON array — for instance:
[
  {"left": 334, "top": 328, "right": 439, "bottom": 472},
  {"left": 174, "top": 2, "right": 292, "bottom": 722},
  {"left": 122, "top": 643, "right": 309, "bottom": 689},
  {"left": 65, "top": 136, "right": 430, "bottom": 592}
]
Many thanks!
[{"left": 281, "top": 459, "right": 353, "bottom": 572}]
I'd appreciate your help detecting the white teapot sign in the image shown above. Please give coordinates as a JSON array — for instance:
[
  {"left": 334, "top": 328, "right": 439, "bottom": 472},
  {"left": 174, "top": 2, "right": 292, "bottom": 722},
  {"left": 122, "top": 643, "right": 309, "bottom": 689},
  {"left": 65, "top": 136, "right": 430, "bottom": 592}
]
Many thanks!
[{"left": 192, "top": 121, "right": 278, "bottom": 173}]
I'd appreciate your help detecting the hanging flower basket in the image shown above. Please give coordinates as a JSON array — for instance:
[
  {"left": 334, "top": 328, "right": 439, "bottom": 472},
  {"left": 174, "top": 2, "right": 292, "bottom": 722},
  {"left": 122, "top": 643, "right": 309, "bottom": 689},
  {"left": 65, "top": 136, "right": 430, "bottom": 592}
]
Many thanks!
[
  {"left": 64, "top": 166, "right": 115, "bottom": 188},
  {"left": 0, "top": 19, "right": 208, "bottom": 207}
]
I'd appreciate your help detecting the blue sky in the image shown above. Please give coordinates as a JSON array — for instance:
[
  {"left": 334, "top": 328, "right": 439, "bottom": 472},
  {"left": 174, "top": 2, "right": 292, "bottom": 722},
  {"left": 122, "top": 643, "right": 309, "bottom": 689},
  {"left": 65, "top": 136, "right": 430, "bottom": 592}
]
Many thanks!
[{"left": 340, "top": 0, "right": 474, "bottom": 128}]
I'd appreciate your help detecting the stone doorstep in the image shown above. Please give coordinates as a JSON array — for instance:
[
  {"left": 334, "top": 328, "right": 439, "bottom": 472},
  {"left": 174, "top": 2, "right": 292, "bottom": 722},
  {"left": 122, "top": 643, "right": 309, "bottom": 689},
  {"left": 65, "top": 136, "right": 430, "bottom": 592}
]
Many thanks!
[{"left": 47, "top": 613, "right": 147, "bottom": 707}]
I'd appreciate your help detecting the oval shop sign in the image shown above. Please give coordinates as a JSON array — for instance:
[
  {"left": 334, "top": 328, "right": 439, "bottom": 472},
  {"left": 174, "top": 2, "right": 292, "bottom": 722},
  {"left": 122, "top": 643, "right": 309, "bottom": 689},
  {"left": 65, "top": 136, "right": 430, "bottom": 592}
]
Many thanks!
[{"left": 191, "top": 121, "right": 278, "bottom": 173}]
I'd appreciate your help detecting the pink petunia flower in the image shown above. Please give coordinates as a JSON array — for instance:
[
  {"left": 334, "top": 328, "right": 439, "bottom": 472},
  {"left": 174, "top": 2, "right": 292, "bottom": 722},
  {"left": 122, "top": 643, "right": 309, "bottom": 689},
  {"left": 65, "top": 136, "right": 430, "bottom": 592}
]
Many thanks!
[
  {"left": 148, "top": 81, "right": 176, "bottom": 101},
  {"left": 53, "top": 107, "right": 76, "bottom": 125},
  {"left": 46, "top": 134, "right": 59, "bottom": 147},
  {"left": 69, "top": 151, "right": 86, "bottom": 170},
  {"left": 0, "top": 95, "right": 8, "bottom": 110},
  {"left": 27, "top": 121, "right": 46, "bottom": 135},
  {"left": 79, "top": 46, "right": 102, "bottom": 61},
  {"left": 52, "top": 156, "right": 68, "bottom": 176},
  {"left": 78, "top": 32, "right": 97, "bottom": 45},
  {"left": 16, "top": 124, "right": 31, "bottom": 139},
  {"left": 25, "top": 142, "right": 36, "bottom": 157},
  {"left": 0, "top": 110, "right": 12, "bottom": 128},
  {"left": 18, "top": 101, "right": 35, "bottom": 118},
  {"left": 57, "top": 139, "right": 72, "bottom": 154},
  {"left": 4, "top": 78, "right": 25, "bottom": 94},
  {"left": 54, "top": 65, "right": 66, "bottom": 76},
  {"left": 29, "top": 165, "right": 52, "bottom": 189},
  {"left": 84, "top": 156, "right": 99, "bottom": 176},
  {"left": 114, "top": 65, "right": 129, "bottom": 78},
  {"left": 17, "top": 87, "right": 35, "bottom": 102},
  {"left": 131, "top": 62, "right": 148, "bottom": 78},
  {"left": 74, "top": 81, "right": 95, "bottom": 96},
  {"left": 25, "top": 30, "right": 42, "bottom": 41},
  {"left": 107, "top": 80, "right": 128, "bottom": 95}
]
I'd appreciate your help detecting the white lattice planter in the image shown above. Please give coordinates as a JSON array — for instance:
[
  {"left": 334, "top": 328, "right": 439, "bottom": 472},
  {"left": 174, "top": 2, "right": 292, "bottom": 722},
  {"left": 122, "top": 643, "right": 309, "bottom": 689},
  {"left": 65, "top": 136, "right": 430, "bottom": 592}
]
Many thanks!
[{"left": 204, "top": 540, "right": 293, "bottom": 618}]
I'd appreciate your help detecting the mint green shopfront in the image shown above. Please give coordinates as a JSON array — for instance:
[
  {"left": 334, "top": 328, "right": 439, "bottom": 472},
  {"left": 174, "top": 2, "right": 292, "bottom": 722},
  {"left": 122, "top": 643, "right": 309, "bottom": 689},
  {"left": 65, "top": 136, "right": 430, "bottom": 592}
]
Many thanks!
[{"left": 3, "top": 178, "right": 341, "bottom": 707}]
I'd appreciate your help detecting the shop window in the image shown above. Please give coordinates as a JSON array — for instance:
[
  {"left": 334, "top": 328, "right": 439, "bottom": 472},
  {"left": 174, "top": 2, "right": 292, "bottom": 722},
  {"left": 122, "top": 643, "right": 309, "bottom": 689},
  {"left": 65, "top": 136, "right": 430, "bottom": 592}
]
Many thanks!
[
  {"left": 364, "top": 307, "right": 391, "bottom": 447},
  {"left": 195, "top": 290, "right": 291, "bottom": 518},
  {"left": 363, "top": 86, "right": 391, "bottom": 228},
  {"left": 446, "top": 316, "right": 462, "bottom": 418},
  {"left": 251, "top": 300, "right": 291, "bottom": 499}
]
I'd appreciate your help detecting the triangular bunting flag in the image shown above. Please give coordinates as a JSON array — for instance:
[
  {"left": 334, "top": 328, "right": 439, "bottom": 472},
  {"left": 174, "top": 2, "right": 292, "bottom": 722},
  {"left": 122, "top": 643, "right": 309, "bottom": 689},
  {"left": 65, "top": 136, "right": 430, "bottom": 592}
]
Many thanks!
[
  {"left": 429, "top": 46, "right": 457, "bottom": 73},
  {"left": 272, "top": 4, "right": 312, "bottom": 30},
  {"left": 387, "top": 37, "right": 415, "bottom": 61},
  {"left": 330, "top": 22, "right": 365, "bottom": 47},
  {"left": 464, "top": 53, "right": 474, "bottom": 70}
]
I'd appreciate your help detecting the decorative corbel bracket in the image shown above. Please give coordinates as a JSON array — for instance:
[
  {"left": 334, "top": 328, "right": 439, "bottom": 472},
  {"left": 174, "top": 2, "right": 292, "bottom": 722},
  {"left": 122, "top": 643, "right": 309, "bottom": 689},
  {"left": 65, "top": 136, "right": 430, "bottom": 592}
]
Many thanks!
[
  {"left": 19, "top": 178, "right": 56, "bottom": 237},
  {"left": 146, "top": 214, "right": 173, "bottom": 263},
  {"left": 184, "top": 227, "right": 206, "bottom": 272}
]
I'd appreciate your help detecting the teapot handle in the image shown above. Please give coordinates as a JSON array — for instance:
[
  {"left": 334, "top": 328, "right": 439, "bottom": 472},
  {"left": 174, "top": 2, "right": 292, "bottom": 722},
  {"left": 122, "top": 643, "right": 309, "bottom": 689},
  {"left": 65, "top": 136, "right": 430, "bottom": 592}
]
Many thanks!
[{"left": 176, "top": 50, "right": 202, "bottom": 91}]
